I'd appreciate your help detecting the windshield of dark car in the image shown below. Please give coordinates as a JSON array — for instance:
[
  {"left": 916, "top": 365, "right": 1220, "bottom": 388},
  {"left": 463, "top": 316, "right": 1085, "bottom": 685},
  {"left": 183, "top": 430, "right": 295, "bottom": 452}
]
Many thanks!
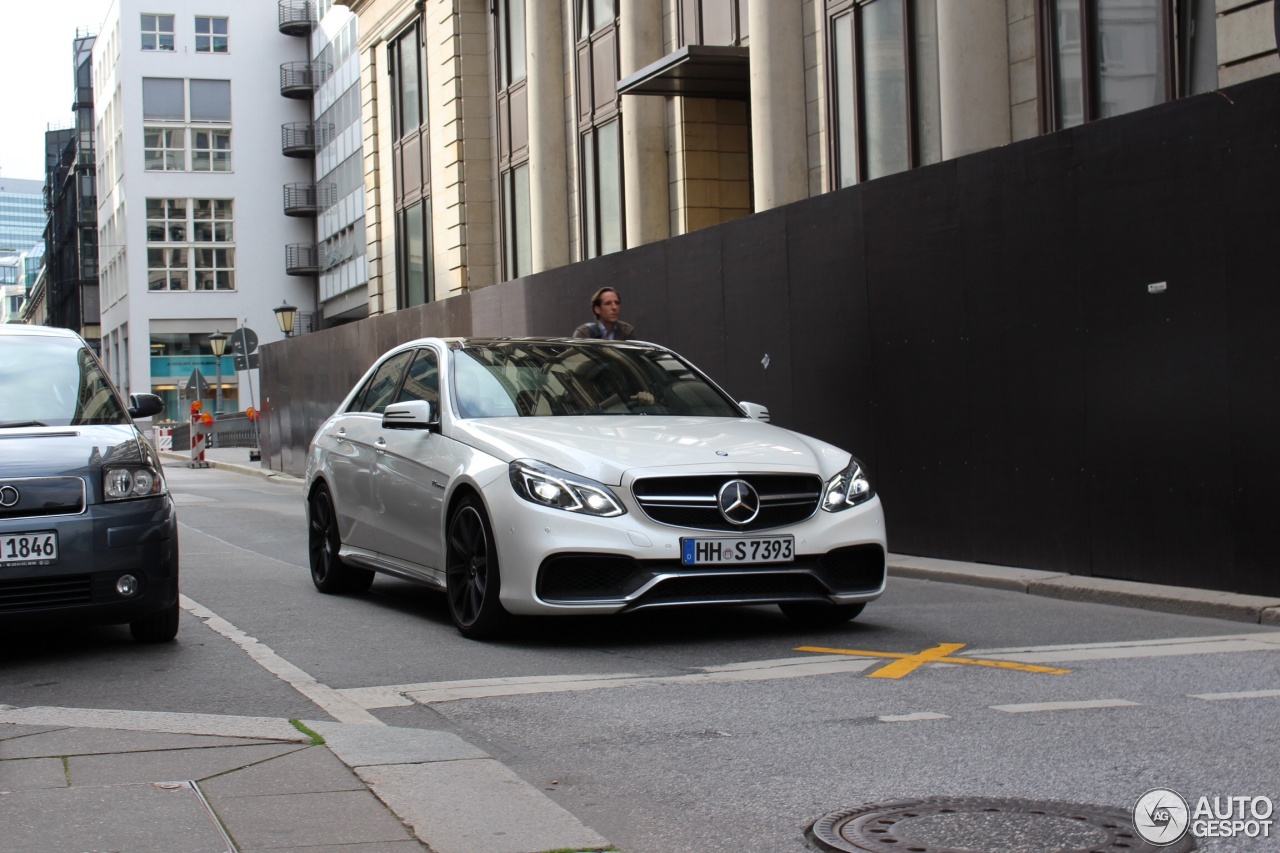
[
  {"left": 452, "top": 343, "right": 744, "bottom": 418},
  {"left": 0, "top": 335, "right": 130, "bottom": 427}
]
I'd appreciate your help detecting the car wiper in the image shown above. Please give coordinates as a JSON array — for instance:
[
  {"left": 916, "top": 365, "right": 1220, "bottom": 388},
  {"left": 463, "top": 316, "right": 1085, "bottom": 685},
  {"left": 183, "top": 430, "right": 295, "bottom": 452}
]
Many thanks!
[{"left": 0, "top": 420, "right": 48, "bottom": 428}]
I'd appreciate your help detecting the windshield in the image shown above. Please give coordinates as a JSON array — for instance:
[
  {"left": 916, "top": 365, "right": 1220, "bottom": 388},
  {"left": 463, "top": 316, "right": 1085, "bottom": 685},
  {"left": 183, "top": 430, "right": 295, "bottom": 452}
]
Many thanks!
[
  {"left": 0, "top": 335, "right": 130, "bottom": 427},
  {"left": 452, "top": 342, "right": 744, "bottom": 419}
]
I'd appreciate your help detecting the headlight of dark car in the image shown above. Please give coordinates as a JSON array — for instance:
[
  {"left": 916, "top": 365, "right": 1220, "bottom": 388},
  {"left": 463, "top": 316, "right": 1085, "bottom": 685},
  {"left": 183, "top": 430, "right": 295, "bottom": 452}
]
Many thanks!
[
  {"left": 104, "top": 464, "right": 167, "bottom": 502},
  {"left": 509, "top": 459, "right": 626, "bottom": 517},
  {"left": 821, "top": 456, "right": 873, "bottom": 512}
]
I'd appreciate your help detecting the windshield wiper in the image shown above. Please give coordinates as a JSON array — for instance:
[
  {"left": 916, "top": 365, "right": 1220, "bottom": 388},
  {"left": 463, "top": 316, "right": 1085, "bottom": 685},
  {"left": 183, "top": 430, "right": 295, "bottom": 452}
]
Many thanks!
[{"left": 0, "top": 420, "right": 49, "bottom": 428}]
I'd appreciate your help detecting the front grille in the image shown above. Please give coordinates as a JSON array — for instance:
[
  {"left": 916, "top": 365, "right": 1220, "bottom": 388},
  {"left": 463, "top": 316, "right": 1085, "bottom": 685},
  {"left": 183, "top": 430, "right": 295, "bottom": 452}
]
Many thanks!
[
  {"left": 0, "top": 574, "right": 92, "bottom": 612},
  {"left": 0, "top": 477, "right": 86, "bottom": 520},
  {"left": 632, "top": 474, "right": 822, "bottom": 532},
  {"left": 537, "top": 555, "right": 655, "bottom": 601},
  {"left": 635, "top": 572, "right": 823, "bottom": 605},
  {"left": 817, "top": 545, "right": 886, "bottom": 593}
]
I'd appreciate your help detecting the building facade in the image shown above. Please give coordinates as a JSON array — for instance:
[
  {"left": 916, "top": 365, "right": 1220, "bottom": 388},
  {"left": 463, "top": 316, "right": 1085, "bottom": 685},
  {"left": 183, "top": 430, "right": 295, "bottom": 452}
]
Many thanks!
[
  {"left": 0, "top": 178, "right": 46, "bottom": 258},
  {"left": 336, "top": 0, "right": 1275, "bottom": 319},
  {"left": 93, "top": 0, "right": 317, "bottom": 420}
]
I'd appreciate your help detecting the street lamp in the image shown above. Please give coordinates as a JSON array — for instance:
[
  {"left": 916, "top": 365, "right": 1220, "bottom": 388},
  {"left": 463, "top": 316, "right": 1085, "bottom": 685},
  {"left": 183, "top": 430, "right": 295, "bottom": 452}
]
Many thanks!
[
  {"left": 274, "top": 300, "right": 298, "bottom": 337},
  {"left": 209, "top": 330, "right": 228, "bottom": 415}
]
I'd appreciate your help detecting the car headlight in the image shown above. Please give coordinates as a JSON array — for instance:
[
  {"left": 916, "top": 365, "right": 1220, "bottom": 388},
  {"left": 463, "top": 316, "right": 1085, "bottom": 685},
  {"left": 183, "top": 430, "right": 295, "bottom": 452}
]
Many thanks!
[
  {"left": 821, "top": 456, "right": 873, "bottom": 512},
  {"left": 509, "top": 459, "right": 626, "bottom": 517},
  {"left": 104, "top": 464, "right": 167, "bottom": 502}
]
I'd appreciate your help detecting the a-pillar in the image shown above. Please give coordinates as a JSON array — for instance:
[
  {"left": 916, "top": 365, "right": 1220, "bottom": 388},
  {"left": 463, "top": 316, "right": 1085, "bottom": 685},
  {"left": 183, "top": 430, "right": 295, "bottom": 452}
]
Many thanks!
[
  {"left": 619, "top": 0, "right": 670, "bottom": 248},
  {"left": 937, "top": 0, "right": 1011, "bottom": 160},
  {"left": 749, "top": 0, "right": 808, "bottom": 211},
  {"left": 527, "top": 1, "right": 570, "bottom": 273}
]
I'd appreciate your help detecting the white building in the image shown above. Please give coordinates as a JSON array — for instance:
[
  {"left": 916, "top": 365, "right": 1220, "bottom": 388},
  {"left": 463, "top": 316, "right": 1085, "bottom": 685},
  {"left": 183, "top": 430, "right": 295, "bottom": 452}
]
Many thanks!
[{"left": 94, "top": 0, "right": 316, "bottom": 421}]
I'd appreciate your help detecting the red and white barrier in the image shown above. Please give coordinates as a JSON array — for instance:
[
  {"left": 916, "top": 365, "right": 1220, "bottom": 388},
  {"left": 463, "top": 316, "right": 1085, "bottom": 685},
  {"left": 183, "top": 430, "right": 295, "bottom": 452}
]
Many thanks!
[{"left": 189, "top": 412, "right": 210, "bottom": 468}]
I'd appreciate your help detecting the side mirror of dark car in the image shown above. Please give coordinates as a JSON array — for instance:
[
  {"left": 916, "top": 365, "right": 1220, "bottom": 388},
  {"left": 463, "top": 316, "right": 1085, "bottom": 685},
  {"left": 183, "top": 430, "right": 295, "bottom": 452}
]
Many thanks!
[
  {"left": 382, "top": 399, "right": 437, "bottom": 431},
  {"left": 739, "top": 401, "right": 771, "bottom": 422},
  {"left": 128, "top": 393, "right": 166, "bottom": 420}
]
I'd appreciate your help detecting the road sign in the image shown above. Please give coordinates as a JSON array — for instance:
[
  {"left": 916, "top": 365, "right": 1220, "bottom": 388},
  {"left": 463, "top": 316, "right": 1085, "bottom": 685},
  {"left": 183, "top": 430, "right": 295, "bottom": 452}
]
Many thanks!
[
  {"left": 185, "top": 369, "right": 211, "bottom": 400},
  {"left": 231, "top": 327, "right": 260, "bottom": 371}
]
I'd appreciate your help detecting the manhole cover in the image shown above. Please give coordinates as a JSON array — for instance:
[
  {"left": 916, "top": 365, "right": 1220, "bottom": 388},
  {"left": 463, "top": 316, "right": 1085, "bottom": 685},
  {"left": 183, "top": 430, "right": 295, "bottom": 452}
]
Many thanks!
[{"left": 809, "top": 797, "right": 1196, "bottom": 853}]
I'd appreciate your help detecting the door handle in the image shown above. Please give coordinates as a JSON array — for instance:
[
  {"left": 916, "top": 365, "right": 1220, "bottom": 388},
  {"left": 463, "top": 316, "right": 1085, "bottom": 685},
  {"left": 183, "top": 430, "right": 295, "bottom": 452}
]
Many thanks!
[{"left": 374, "top": 438, "right": 387, "bottom": 454}]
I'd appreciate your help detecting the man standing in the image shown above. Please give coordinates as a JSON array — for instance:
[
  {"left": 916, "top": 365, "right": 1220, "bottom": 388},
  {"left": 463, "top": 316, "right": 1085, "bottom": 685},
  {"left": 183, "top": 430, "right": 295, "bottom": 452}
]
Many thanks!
[{"left": 573, "top": 287, "right": 636, "bottom": 340}]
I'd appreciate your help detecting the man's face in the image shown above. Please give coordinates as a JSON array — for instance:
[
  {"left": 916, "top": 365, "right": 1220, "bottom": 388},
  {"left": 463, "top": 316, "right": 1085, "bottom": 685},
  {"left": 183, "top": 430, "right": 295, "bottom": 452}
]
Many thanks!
[{"left": 595, "top": 291, "right": 621, "bottom": 324}]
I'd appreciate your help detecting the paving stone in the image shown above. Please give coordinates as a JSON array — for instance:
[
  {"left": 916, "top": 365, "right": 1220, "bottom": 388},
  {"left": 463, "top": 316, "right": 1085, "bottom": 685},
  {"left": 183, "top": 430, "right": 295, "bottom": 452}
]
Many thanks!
[
  {"left": 0, "top": 756, "right": 68, "bottom": 790},
  {"left": 200, "top": 743, "right": 366, "bottom": 798},
  {"left": 0, "top": 724, "right": 65, "bottom": 741},
  {"left": 238, "top": 844, "right": 426, "bottom": 852},
  {"left": 0, "top": 726, "right": 280, "bottom": 760},
  {"left": 357, "top": 759, "right": 610, "bottom": 853},
  {"left": 0, "top": 782, "right": 231, "bottom": 853},
  {"left": 0, "top": 707, "right": 309, "bottom": 741},
  {"left": 68, "top": 743, "right": 304, "bottom": 787},
  {"left": 209, "top": 789, "right": 417, "bottom": 850}
]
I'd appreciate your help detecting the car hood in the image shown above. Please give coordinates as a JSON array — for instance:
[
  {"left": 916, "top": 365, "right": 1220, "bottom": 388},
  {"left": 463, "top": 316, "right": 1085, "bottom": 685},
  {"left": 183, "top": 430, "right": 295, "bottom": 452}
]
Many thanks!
[
  {"left": 0, "top": 424, "right": 148, "bottom": 480},
  {"left": 449, "top": 416, "right": 852, "bottom": 485}
]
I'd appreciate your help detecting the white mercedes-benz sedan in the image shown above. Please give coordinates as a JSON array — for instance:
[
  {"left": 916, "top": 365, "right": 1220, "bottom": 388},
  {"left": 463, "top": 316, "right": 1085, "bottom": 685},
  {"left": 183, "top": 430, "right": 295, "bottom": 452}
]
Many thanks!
[{"left": 305, "top": 337, "right": 886, "bottom": 638}]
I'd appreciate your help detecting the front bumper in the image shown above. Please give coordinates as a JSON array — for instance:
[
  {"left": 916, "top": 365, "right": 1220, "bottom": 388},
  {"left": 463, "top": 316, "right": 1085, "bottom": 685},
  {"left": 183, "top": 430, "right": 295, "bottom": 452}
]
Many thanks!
[
  {"left": 0, "top": 496, "right": 179, "bottom": 627},
  {"left": 484, "top": 481, "right": 887, "bottom": 616}
]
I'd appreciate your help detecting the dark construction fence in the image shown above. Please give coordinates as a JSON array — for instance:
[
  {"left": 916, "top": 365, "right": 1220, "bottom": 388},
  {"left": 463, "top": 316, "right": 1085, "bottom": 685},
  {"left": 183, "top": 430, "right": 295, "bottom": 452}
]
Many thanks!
[{"left": 261, "top": 75, "right": 1280, "bottom": 597}]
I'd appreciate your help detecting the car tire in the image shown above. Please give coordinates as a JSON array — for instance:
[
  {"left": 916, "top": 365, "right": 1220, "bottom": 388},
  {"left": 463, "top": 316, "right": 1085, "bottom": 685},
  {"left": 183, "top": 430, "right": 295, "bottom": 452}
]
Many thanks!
[
  {"left": 778, "top": 601, "right": 865, "bottom": 625},
  {"left": 309, "top": 484, "right": 374, "bottom": 594},
  {"left": 130, "top": 599, "right": 180, "bottom": 643},
  {"left": 445, "top": 495, "right": 509, "bottom": 639}
]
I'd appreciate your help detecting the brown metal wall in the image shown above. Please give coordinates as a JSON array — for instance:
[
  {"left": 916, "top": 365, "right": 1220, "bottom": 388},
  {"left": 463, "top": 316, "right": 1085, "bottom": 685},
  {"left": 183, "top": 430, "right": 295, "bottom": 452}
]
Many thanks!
[{"left": 261, "top": 74, "right": 1280, "bottom": 596}]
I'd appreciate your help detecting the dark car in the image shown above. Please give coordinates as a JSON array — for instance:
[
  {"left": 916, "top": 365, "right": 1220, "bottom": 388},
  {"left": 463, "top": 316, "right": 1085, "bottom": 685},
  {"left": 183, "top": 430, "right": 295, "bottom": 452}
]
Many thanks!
[{"left": 0, "top": 325, "right": 179, "bottom": 642}]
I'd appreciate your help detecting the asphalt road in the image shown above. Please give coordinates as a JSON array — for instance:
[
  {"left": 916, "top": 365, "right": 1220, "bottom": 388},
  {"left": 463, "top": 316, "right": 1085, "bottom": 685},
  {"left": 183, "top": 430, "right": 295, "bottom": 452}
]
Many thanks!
[{"left": 3, "top": 463, "right": 1278, "bottom": 852}]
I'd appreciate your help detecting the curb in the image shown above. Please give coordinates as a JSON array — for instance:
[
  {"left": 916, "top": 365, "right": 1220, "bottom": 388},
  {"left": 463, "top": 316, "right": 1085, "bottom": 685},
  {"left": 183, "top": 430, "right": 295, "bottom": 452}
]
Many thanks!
[{"left": 888, "top": 554, "right": 1280, "bottom": 626}]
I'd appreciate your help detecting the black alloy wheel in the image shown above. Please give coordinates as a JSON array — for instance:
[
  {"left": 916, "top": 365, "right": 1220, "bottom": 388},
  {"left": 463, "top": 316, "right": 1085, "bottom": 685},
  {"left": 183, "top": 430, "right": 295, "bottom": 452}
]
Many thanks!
[
  {"left": 308, "top": 484, "right": 374, "bottom": 594},
  {"left": 445, "top": 495, "right": 508, "bottom": 639},
  {"left": 778, "top": 601, "right": 865, "bottom": 625}
]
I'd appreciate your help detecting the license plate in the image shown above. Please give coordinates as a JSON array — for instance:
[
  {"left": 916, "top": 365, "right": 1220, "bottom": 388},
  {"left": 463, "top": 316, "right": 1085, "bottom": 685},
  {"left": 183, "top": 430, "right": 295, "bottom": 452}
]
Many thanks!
[
  {"left": 0, "top": 531, "right": 59, "bottom": 566},
  {"left": 681, "top": 535, "right": 794, "bottom": 565}
]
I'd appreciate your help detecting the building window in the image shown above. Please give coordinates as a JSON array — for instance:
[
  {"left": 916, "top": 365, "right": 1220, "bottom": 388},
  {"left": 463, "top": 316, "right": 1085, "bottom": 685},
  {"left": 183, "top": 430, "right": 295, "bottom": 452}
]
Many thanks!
[
  {"left": 144, "top": 128, "right": 185, "bottom": 171},
  {"left": 581, "top": 120, "right": 622, "bottom": 259},
  {"left": 390, "top": 21, "right": 433, "bottom": 307},
  {"left": 679, "top": 0, "right": 748, "bottom": 47},
  {"left": 1040, "top": 0, "right": 1213, "bottom": 131},
  {"left": 195, "top": 16, "right": 229, "bottom": 53},
  {"left": 141, "top": 14, "right": 175, "bottom": 51},
  {"left": 146, "top": 198, "right": 235, "bottom": 291},
  {"left": 827, "top": 0, "right": 941, "bottom": 186},
  {"left": 495, "top": 0, "right": 530, "bottom": 280},
  {"left": 191, "top": 129, "right": 232, "bottom": 171},
  {"left": 575, "top": 0, "right": 624, "bottom": 259}
]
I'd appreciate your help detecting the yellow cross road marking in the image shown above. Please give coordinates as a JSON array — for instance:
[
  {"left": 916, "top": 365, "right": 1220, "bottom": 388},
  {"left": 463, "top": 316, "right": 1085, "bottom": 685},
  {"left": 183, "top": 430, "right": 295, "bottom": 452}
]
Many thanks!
[{"left": 795, "top": 643, "right": 1073, "bottom": 679}]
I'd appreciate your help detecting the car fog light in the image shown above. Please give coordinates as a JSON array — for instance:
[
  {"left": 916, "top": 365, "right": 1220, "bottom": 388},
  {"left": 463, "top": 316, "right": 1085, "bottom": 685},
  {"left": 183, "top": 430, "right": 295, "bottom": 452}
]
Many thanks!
[{"left": 116, "top": 575, "right": 138, "bottom": 597}]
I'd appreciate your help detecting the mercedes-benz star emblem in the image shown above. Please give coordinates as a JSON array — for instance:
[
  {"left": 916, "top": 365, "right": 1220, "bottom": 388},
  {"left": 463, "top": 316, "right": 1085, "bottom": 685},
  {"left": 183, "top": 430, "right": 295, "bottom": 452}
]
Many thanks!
[
  {"left": 0, "top": 485, "right": 20, "bottom": 508},
  {"left": 717, "top": 479, "right": 760, "bottom": 525}
]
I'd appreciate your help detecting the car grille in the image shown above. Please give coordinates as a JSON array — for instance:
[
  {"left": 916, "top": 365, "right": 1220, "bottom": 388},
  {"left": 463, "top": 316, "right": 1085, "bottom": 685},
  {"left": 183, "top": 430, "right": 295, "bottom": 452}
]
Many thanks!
[
  {"left": 0, "top": 477, "right": 86, "bottom": 520},
  {"left": 631, "top": 474, "right": 822, "bottom": 532},
  {"left": 536, "top": 545, "right": 885, "bottom": 605},
  {"left": 0, "top": 574, "right": 93, "bottom": 612}
]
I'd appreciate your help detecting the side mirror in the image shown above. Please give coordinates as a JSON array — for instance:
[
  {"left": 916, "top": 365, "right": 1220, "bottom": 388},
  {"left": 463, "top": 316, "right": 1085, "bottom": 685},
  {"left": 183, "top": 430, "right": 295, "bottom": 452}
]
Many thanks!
[
  {"left": 739, "top": 401, "right": 770, "bottom": 422},
  {"left": 128, "top": 393, "right": 165, "bottom": 420},
  {"left": 383, "top": 399, "right": 437, "bottom": 430}
]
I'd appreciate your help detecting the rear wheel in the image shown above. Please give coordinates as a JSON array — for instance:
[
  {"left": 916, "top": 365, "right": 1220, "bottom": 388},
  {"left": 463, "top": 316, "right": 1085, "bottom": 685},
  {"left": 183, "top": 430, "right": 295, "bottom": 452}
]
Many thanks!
[
  {"left": 309, "top": 484, "right": 374, "bottom": 594},
  {"left": 130, "top": 599, "right": 180, "bottom": 643},
  {"left": 445, "top": 495, "right": 508, "bottom": 639},
  {"left": 778, "top": 601, "right": 865, "bottom": 625}
]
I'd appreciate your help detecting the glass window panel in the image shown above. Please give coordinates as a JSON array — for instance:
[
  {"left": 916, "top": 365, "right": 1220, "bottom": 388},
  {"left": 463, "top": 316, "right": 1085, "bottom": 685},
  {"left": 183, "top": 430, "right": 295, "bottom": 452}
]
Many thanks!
[
  {"left": 860, "top": 0, "right": 909, "bottom": 179},
  {"left": 1188, "top": 0, "right": 1217, "bottom": 94},
  {"left": 398, "top": 32, "right": 421, "bottom": 133},
  {"left": 509, "top": 0, "right": 526, "bottom": 83},
  {"left": 702, "top": 0, "right": 734, "bottom": 45},
  {"left": 592, "top": 0, "right": 613, "bottom": 32},
  {"left": 833, "top": 12, "right": 856, "bottom": 188},
  {"left": 404, "top": 201, "right": 427, "bottom": 307},
  {"left": 597, "top": 120, "right": 622, "bottom": 255},
  {"left": 1096, "top": 0, "right": 1164, "bottom": 119},
  {"left": 582, "top": 129, "right": 598, "bottom": 258},
  {"left": 190, "top": 80, "right": 231, "bottom": 121},
  {"left": 912, "top": 0, "right": 942, "bottom": 167},
  {"left": 1054, "top": 0, "right": 1085, "bottom": 128},
  {"left": 514, "top": 164, "right": 531, "bottom": 278},
  {"left": 143, "top": 78, "right": 185, "bottom": 120}
]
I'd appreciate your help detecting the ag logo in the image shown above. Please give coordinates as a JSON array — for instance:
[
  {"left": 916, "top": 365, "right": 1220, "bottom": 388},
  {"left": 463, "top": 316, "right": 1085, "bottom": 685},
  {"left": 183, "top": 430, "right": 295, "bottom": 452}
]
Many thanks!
[{"left": 1134, "top": 788, "right": 1190, "bottom": 845}]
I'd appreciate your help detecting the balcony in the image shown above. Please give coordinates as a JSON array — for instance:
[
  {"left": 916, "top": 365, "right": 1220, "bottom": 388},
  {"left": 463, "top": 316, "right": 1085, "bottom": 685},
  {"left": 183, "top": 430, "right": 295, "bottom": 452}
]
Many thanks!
[
  {"left": 280, "top": 61, "right": 331, "bottom": 99},
  {"left": 278, "top": 0, "right": 315, "bottom": 36},
  {"left": 283, "top": 182, "right": 336, "bottom": 216},
  {"left": 286, "top": 243, "right": 320, "bottom": 276}
]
